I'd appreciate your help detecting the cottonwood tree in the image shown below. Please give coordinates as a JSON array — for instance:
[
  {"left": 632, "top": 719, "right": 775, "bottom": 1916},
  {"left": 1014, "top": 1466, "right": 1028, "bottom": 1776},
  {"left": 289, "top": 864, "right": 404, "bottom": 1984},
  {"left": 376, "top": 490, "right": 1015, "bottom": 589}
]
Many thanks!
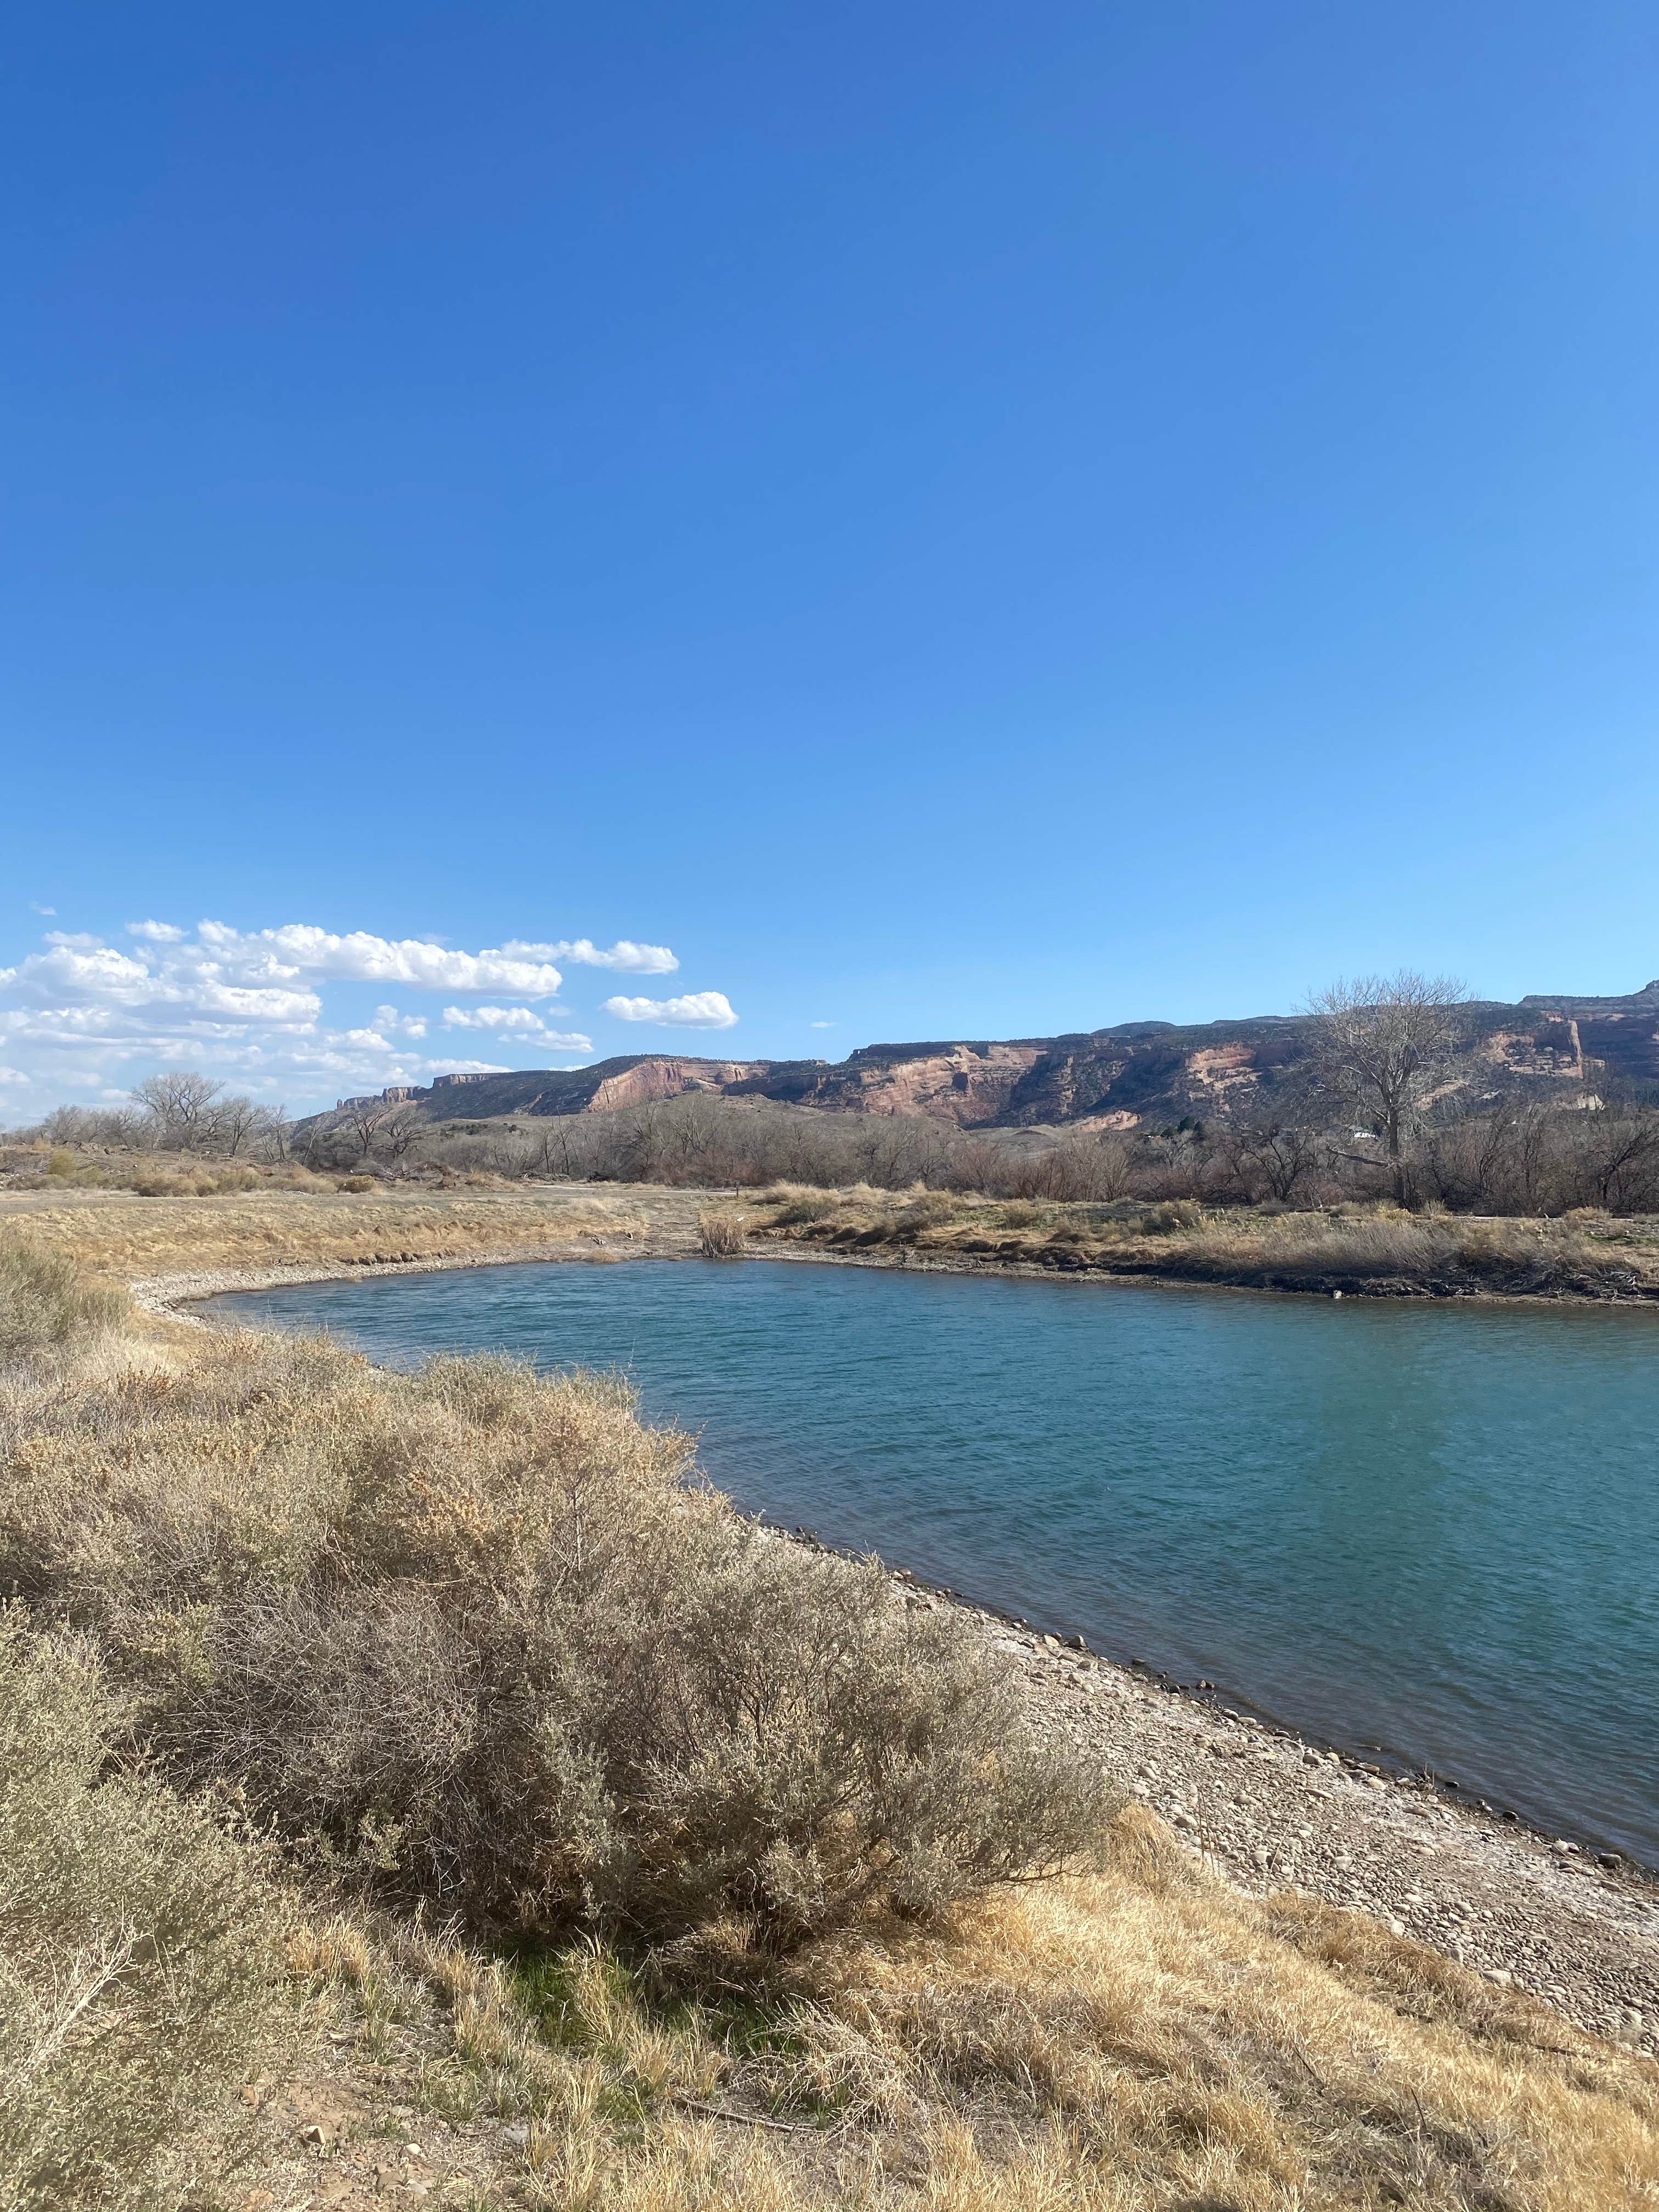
[
  {"left": 1304, "top": 972, "right": 1467, "bottom": 1203},
  {"left": 213, "top": 1093, "right": 265, "bottom": 1158},
  {"left": 341, "top": 1104, "right": 385, "bottom": 1160},
  {"left": 132, "top": 1071, "right": 226, "bottom": 1151},
  {"left": 373, "top": 1104, "right": 425, "bottom": 1168}
]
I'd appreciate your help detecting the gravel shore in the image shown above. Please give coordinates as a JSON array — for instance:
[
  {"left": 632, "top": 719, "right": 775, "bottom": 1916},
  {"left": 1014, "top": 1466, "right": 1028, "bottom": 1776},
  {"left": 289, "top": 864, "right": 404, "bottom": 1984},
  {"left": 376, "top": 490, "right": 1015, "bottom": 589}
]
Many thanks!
[{"left": 887, "top": 1572, "right": 1659, "bottom": 2054}]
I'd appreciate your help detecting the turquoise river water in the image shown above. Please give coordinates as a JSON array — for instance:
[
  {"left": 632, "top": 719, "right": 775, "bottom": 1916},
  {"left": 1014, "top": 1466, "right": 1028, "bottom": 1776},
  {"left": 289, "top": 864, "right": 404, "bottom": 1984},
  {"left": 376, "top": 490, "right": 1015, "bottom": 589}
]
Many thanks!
[{"left": 210, "top": 1257, "right": 1659, "bottom": 1864}]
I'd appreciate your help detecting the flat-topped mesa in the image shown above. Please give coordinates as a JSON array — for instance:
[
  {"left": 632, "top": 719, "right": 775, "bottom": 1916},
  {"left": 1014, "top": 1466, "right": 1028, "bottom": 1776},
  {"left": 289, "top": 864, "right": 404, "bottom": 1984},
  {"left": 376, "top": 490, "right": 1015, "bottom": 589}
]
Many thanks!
[{"left": 306, "top": 981, "right": 1659, "bottom": 1136}]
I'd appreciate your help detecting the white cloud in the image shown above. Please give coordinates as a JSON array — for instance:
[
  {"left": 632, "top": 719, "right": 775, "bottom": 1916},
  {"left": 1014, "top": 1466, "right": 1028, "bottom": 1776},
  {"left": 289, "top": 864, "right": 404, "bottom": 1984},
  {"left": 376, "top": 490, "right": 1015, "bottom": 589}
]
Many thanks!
[
  {"left": 0, "top": 1065, "right": 29, "bottom": 1085},
  {"left": 501, "top": 938, "right": 677, "bottom": 974},
  {"left": 603, "top": 991, "right": 738, "bottom": 1030},
  {"left": 0, "top": 915, "right": 646, "bottom": 1109},
  {"left": 0, "top": 940, "right": 321, "bottom": 1025},
  {"left": 442, "top": 1004, "right": 544, "bottom": 1032},
  {"left": 442, "top": 1005, "right": 592, "bottom": 1049},
  {"left": 195, "top": 922, "right": 566, "bottom": 997},
  {"left": 29, "top": 903, "right": 55, "bottom": 916},
  {"left": 810, "top": 1020, "right": 835, "bottom": 1029}
]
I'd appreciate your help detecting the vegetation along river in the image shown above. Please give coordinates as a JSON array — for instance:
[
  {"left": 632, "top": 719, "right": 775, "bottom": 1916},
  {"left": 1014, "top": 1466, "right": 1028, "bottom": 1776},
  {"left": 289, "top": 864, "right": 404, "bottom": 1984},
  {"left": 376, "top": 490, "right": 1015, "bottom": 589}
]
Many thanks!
[{"left": 212, "top": 1257, "right": 1659, "bottom": 1864}]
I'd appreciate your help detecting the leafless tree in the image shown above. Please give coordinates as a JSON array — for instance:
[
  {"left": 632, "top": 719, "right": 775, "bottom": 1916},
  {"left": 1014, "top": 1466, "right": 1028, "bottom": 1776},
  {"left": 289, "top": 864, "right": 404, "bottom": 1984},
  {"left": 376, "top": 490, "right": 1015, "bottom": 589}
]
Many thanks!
[
  {"left": 37, "top": 1103, "right": 144, "bottom": 1147},
  {"left": 1569, "top": 1101, "right": 1659, "bottom": 1210},
  {"left": 1224, "top": 1121, "right": 1319, "bottom": 1204},
  {"left": 132, "top": 1071, "right": 226, "bottom": 1152},
  {"left": 1304, "top": 973, "right": 1466, "bottom": 1201},
  {"left": 339, "top": 1104, "right": 385, "bottom": 1160},
  {"left": 251, "top": 1105, "right": 294, "bottom": 1162},
  {"left": 373, "top": 1105, "right": 425, "bottom": 1169},
  {"left": 212, "top": 1093, "right": 263, "bottom": 1157}
]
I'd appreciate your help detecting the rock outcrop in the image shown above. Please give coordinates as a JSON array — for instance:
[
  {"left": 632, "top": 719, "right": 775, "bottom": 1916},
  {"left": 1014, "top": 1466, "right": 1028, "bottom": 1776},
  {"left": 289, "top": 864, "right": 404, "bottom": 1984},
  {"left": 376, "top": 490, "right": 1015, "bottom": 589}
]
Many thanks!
[{"left": 310, "top": 984, "right": 1659, "bottom": 1137}]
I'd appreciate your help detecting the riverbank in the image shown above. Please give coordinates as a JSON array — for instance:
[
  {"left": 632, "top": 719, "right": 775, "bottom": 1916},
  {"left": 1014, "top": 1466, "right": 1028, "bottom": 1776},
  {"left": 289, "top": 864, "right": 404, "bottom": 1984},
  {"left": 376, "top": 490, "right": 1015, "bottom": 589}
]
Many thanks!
[
  {"left": 129, "top": 1258, "right": 1659, "bottom": 2054},
  {"left": 10, "top": 1175, "right": 1659, "bottom": 1308},
  {"left": 742, "top": 1185, "right": 1659, "bottom": 1304},
  {"left": 16, "top": 1189, "right": 1659, "bottom": 2023},
  {"left": 6, "top": 1200, "right": 1658, "bottom": 2209},
  {"left": 855, "top": 1567, "right": 1658, "bottom": 2055}
]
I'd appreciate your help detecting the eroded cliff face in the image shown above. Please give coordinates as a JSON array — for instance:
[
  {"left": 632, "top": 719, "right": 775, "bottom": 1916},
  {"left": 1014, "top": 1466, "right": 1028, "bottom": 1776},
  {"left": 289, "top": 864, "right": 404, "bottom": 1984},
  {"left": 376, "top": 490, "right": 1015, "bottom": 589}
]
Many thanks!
[
  {"left": 310, "top": 985, "right": 1659, "bottom": 1138},
  {"left": 585, "top": 1058, "right": 771, "bottom": 1113},
  {"left": 774, "top": 1044, "right": 1047, "bottom": 1122}
]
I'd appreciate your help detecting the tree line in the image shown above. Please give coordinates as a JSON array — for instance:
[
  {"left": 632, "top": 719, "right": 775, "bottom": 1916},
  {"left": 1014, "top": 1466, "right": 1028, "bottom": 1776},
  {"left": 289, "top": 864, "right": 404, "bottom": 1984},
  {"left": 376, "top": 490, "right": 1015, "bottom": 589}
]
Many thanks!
[{"left": 14, "top": 973, "right": 1659, "bottom": 1212}]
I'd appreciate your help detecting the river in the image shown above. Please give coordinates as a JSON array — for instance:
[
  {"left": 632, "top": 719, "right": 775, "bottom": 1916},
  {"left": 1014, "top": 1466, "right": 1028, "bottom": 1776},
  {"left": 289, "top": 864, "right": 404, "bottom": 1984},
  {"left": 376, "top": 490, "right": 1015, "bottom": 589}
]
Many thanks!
[{"left": 210, "top": 1256, "right": 1659, "bottom": 1863}]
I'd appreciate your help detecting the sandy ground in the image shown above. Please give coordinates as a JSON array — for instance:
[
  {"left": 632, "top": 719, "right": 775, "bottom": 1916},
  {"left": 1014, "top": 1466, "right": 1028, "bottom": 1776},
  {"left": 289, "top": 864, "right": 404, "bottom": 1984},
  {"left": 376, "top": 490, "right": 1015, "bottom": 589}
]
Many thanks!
[{"left": 58, "top": 1199, "right": 1659, "bottom": 2064}]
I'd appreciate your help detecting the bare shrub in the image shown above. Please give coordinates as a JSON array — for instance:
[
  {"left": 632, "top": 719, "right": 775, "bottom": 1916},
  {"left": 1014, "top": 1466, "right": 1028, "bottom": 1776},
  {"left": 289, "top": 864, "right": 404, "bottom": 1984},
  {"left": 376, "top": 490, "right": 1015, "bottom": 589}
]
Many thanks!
[
  {"left": 1, "top": 1328, "right": 1116, "bottom": 1956},
  {"left": 0, "top": 1623, "right": 292, "bottom": 2212}
]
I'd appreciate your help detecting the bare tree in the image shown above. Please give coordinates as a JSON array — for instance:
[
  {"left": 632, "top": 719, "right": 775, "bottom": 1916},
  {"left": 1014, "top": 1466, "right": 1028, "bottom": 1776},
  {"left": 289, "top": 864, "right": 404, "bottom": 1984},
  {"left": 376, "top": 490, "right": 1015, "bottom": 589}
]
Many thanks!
[
  {"left": 212, "top": 1094, "right": 263, "bottom": 1157},
  {"left": 251, "top": 1104, "right": 294, "bottom": 1163},
  {"left": 1304, "top": 973, "right": 1466, "bottom": 1201},
  {"left": 132, "top": 1072, "right": 225, "bottom": 1152},
  {"left": 1569, "top": 1101, "right": 1659, "bottom": 1211},
  {"left": 1224, "top": 1121, "right": 1319, "bottom": 1204},
  {"left": 373, "top": 1105, "right": 425, "bottom": 1170},
  {"left": 37, "top": 1103, "right": 143, "bottom": 1147},
  {"left": 342, "top": 1104, "right": 383, "bottom": 1160}
]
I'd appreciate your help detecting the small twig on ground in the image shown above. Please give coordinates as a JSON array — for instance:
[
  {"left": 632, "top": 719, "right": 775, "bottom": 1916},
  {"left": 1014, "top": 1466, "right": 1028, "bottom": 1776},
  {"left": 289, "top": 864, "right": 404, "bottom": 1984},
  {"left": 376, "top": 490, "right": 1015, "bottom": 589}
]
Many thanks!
[{"left": 676, "top": 2095, "right": 846, "bottom": 2137}]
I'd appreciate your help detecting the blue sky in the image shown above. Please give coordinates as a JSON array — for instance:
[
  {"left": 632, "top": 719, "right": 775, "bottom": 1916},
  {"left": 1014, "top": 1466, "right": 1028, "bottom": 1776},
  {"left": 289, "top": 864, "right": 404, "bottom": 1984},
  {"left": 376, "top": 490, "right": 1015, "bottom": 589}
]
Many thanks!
[{"left": 3, "top": 2, "right": 1656, "bottom": 1113}]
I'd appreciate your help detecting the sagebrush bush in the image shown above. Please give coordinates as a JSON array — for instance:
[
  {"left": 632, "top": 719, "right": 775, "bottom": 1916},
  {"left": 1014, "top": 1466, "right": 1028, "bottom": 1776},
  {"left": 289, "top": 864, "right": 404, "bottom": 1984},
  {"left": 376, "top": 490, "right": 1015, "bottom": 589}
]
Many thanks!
[
  {"left": 0, "top": 1240, "right": 125, "bottom": 1358},
  {"left": 1, "top": 1314, "right": 1115, "bottom": 1954},
  {"left": 0, "top": 1622, "right": 291, "bottom": 2212}
]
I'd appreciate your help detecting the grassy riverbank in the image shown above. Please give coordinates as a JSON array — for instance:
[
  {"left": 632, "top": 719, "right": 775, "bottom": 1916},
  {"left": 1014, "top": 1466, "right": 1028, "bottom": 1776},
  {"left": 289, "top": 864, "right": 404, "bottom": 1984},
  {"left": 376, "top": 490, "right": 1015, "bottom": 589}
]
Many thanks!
[
  {"left": 745, "top": 1187, "right": 1659, "bottom": 1301},
  {"left": 8, "top": 1178, "right": 1658, "bottom": 1308},
  {"left": 2, "top": 1199, "right": 1657, "bottom": 2207}
]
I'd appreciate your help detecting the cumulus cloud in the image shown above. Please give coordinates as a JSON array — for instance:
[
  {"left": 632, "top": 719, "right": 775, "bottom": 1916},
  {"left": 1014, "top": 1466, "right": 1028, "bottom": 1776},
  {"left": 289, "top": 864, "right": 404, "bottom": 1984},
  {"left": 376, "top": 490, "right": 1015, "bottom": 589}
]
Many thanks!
[
  {"left": 603, "top": 991, "right": 738, "bottom": 1029},
  {"left": 0, "top": 938, "right": 321, "bottom": 1025},
  {"left": 442, "top": 1004, "right": 544, "bottom": 1032},
  {"left": 194, "top": 922, "right": 567, "bottom": 997},
  {"left": 443, "top": 1005, "right": 594, "bottom": 1049},
  {"left": 0, "top": 914, "right": 669, "bottom": 1112},
  {"left": 500, "top": 938, "right": 678, "bottom": 974}
]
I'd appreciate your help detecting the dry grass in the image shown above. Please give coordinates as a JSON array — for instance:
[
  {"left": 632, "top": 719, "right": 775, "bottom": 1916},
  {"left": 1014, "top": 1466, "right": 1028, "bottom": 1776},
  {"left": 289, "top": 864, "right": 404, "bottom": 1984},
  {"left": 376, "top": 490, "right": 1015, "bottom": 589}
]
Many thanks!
[
  {"left": 0, "top": 1186, "right": 650, "bottom": 1290},
  {"left": 0, "top": 1240, "right": 128, "bottom": 1357},
  {"left": 0, "top": 1622, "right": 295, "bottom": 2212},
  {"left": 699, "top": 1207, "right": 749, "bottom": 1256},
  {"left": 280, "top": 1819, "right": 1659, "bottom": 2210},
  {"left": 3, "top": 1214, "right": 1657, "bottom": 2209},
  {"left": 753, "top": 1187, "right": 1659, "bottom": 1300}
]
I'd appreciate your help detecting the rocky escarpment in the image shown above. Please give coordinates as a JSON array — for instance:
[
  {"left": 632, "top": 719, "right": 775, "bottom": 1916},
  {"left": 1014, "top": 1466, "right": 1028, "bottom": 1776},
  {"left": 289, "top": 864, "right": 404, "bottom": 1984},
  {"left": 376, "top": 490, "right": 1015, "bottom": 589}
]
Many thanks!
[{"left": 307, "top": 984, "right": 1659, "bottom": 1138}]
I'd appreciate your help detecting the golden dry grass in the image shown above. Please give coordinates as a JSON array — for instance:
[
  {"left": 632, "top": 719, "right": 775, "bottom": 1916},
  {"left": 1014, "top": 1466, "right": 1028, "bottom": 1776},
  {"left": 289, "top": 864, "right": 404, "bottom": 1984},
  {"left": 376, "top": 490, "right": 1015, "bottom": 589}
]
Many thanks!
[
  {"left": 285, "top": 1819, "right": 1659, "bottom": 2210},
  {"left": 0, "top": 1184, "right": 654, "bottom": 1291}
]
